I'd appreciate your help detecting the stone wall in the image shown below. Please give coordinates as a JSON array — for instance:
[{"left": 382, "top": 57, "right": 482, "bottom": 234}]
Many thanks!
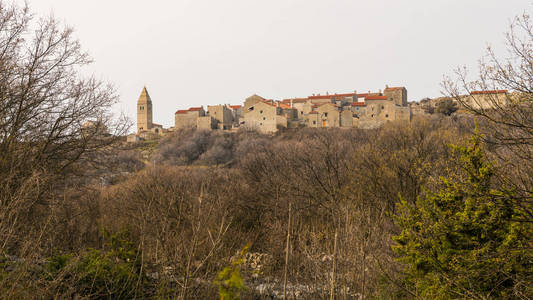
[
  {"left": 208, "top": 105, "right": 233, "bottom": 129},
  {"left": 340, "top": 110, "right": 354, "bottom": 127},
  {"left": 243, "top": 101, "right": 278, "bottom": 133}
]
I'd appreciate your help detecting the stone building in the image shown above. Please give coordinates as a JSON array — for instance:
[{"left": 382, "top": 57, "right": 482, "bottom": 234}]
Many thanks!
[
  {"left": 242, "top": 100, "right": 284, "bottom": 133},
  {"left": 230, "top": 105, "right": 243, "bottom": 125},
  {"left": 136, "top": 85, "right": 412, "bottom": 139},
  {"left": 208, "top": 104, "right": 234, "bottom": 129},
  {"left": 315, "top": 103, "right": 341, "bottom": 127},
  {"left": 462, "top": 90, "right": 508, "bottom": 110},
  {"left": 243, "top": 94, "right": 267, "bottom": 112},
  {"left": 384, "top": 86, "right": 408, "bottom": 106},
  {"left": 130, "top": 87, "right": 167, "bottom": 142},
  {"left": 174, "top": 106, "right": 206, "bottom": 129},
  {"left": 137, "top": 87, "right": 153, "bottom": 133}
]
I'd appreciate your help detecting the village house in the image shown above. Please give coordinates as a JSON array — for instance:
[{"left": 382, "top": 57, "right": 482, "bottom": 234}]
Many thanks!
[
  {"left": 130, "top": 85, "right": 518, "bottom": 142},
  {"left": 174, "top": 106, "right": 206, "bottom": 129},
  {"left": 131, "top": 85, "right": 417, "bottom": 142},
  {"left": 461, "top": 90, "right": 509, "bottom": 110}
]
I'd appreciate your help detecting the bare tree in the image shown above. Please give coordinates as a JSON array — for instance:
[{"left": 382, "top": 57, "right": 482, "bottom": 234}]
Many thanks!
[
  {"left": 0, "top": 1, "right": 128, "bottom": 255},
  {"left": 443, "top": 12, "right": 533, "bottom": 222}
]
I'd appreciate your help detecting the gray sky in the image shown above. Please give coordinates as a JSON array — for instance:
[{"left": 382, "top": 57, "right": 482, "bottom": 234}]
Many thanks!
[{"left": 21, "top": 0, "right": 531, "bottom": 128}]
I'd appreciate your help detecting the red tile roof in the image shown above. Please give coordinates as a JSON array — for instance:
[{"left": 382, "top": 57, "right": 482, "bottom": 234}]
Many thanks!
[
  {"left": 230, "top": 105, "right": 242, "bottom": 109},
  {"left": 256, "top": 101, "right": 276, "bottom": 108},
  {"left": 356, "top": 93, "right": 369, "bottom": 98},
  {"left": 188, "top": 107, "right": 203, "bottom": 111},
  {"left": 470, "top": 90, "right": 507, "bottom": 95},
  {"left": 279, "top": 103, "right": 292, "bottom": 109},
  {"left": 308, "top": 93, "right": 356, "bottom": 100},
  {"left": 351, "top": 102, "right": 367, "bottom": 107},
  {"left": 365, "top": 95, "right": 388, "bottom": 100},
  {"left": 175, "top": 109, "right": 189, "bottom": 114}
]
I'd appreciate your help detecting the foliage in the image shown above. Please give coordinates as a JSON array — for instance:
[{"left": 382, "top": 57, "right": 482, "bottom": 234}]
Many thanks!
[
  {"left": 393, "top": 133, "right": 533, "bottom": 299},
  {"left": 45, "top": 231, "right": 149, "bottom": 299},
  {"left": 214, "top": 244, "right": 249, "bottom": 300}
]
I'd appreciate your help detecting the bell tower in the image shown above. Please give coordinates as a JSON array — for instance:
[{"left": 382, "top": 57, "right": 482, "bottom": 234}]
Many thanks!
[{"left": 137, "top": 86, "right": 153, "bottom": 133}]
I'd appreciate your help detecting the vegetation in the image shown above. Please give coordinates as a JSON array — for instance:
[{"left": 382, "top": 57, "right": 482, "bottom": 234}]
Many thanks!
[
  {"left": 394, "top": 133, "right": 532, "bottom": 299},
  {"left": 0, "top": 1, "right": 531, "bottom": 299},
  {"left": 214, "top": 244, "right": 249, "bottom": 300}
]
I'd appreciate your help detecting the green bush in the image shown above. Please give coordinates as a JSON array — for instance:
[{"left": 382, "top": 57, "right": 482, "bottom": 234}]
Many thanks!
[
  {"left": 393, "top": 134, "right": 533, "bottom": 299},
  {"left": 45, "top": 232, "right": 150, "bottom": 299},
  {"left": 214, "top": 244, "right": 249, "bottom": 300}
]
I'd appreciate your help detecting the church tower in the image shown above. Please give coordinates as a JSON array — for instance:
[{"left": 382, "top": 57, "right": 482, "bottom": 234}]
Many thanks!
[{"left": 137, "top": 86, "right": 153, "bottom": 133}]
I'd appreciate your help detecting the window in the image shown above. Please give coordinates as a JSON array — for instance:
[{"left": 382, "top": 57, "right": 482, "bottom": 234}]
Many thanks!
[
  {"left": 371, "top": 114, "right": 374, "bottom": 118},
  {"left": 140, "top": 106, "right": 144, "bottom": 111},
  {"left": 381, "top": 105, "right": 384, "bottom": 109},
  {"left": 260, "top": 122, "right": 263, "bottom": 126},
  {"left": 312, "top": 121, "right": 316, "bottom": 125},
  {"left": 385, "top": 114, "right": 389, "bottom": 118},
  {"left": 324, "top": 112, "right": 328, "bottom": 117},
  {"left": 248, "top": 106, "right": 254, "bottom": 111},
  {"left": 139, "top": 127, "right": 143, "bottom": 130},
  {"left": 260, "top": 110, "right": 263, "bottom": 114},
  {"left": 300, "top": 111, "right": 303, "bottom": 115},
  {"left": 356, "top": 107, "right": 360, "bottom": 111},
  {"left": 263, "top": 117, "right": 266, "bottom": 120}
]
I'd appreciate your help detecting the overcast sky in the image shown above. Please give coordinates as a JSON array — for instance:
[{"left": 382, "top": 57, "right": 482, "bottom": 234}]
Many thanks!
[{"left": 20, "top": 0, "right": 532, "bottom": 128}]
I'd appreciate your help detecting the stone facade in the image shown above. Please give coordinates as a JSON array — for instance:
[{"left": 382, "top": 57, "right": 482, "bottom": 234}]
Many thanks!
[
  {"left": 174, "top": 107, "right": 206, "bottom": 129},
  {"left": 137, "top": 87, "right": 153, "bottom": 133},
  {"left": 243, "top": 94, "right": 267, "bottom": 112},
  {"left": 384, "top": 86, "right": 408, "bottom": 106},
  {"left": 208, "top": 105, "right": 234, "bottom": 129},
  {"left": 197, "top": 116, "right": 216, "bottom": 130},
  {"left": 242, "top": 100, "right": 279, "bottom": 133},
  {"left": 462, "top": 90, "right": 508, "bottom": 110},
  {"left": 316, "top": 103, "right": 341, "bottom": 127}
]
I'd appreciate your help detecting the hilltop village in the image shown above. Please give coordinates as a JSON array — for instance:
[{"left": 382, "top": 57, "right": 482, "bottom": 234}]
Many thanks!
[
  {"left": 130, "top": 85, "right": 412, "bottom": 140},
  {"left": 129, "top": 85, "right": 510, "bottom": 141}
]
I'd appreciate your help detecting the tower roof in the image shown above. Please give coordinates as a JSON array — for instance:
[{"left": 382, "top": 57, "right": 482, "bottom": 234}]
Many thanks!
[{"left": 137, "top": 86, "right": 152, "bottom": 104}]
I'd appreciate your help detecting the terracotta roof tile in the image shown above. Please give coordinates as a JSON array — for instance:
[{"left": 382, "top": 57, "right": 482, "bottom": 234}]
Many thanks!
[
  {"left": 230, "top": 105, "right": 242, "bottom": 109},
  {"left": 351, "top": 102, "right": 367, "bottom": 107},
  {"left": 175, "top": 110, "right": 188, "bottom": 114},
  {"left": 365, "top": 95, "right": 388, "bottom": 100},
  {"left": 188, "top": 107, "right": 203, "bottom": 111},
  {"left": 308, "top": 93, "right": 356, "bottom": 100}
]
